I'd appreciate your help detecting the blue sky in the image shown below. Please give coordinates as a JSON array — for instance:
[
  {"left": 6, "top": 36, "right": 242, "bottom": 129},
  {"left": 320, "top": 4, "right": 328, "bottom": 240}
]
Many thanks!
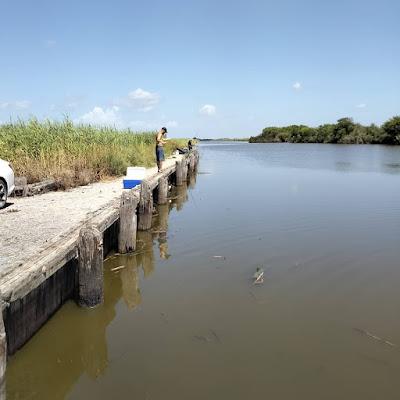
[{"left": 0, "top": 0, "right": 399, "bottom": 138}]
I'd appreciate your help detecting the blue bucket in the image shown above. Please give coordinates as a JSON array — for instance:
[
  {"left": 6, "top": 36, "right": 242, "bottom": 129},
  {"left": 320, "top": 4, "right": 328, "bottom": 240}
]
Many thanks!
[{"left": 123, "top": 179, "right": 142, "bottom": 189}]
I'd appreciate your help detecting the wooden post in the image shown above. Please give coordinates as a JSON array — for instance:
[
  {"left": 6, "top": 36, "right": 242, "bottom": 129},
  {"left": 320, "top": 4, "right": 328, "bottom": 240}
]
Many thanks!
[
  {"left": 77, "top": 226, "right": 104, "bottom": 307},
  {"left": 14, "top": 176, "right": 28, "bottom": 197},
  {"left": 0, "top": 313, "right": 6, "bottom": 385},
  {"left": 158, "top": 176, "right": 168, "bottom": 205},
  {"left": 189, "top": 153, "right": 196, "bottom": 173},
  {"left": 118, "top": 191, "right": 138, "bottom": 253},
  {"left": 182, "top": 161, "right": 188, "bottom": 183},
  {"left": 176, "top": 160, "right": 183, "bottom": 186},
  {"left": 138, "top": 180, "right": 153, "bottom": 231}
]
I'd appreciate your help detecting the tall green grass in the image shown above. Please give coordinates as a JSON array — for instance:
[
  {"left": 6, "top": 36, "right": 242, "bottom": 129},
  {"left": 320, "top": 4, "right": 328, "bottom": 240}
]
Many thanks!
[{"left": 0, "top": 119, "right": 187, "bottom": 188}]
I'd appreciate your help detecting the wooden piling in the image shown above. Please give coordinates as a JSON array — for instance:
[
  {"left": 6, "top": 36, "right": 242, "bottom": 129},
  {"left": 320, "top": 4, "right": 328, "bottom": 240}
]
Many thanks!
[
  {"left": 176, "top": 160, "right": 184, "bottom": 186},
  {"left": 189, "top": 153, "right": 196, "bottom": 173},
  {"left": 77, "top": 226, "right": 104, "bottom": 307},
  {"left": 0, "top": 313, "right": 6, "bottom": 385},
  {"left": 158, "top": 176, "right": 168, "bottom": 205},
  {"left": 14, "top": 177, "right": 28, "bottom": 197},
  {"left": 138, "top": 180, "right": 153, "bottom": 230},
  {"left": 182, "top": 161, "right": 189, "bottom": 183},
  {"left": 118, "top": 191, "right": 138, "bottom": 253}
]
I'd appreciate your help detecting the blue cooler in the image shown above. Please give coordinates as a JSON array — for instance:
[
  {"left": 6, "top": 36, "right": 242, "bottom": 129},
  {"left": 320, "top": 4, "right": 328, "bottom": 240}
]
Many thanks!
[{"left": 123, "top": 167, "right": 146, "bottom": 189}]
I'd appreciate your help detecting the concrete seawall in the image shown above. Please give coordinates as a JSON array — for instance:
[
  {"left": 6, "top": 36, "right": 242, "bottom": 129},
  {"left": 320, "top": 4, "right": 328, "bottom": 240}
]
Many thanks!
[{"left": 0, "top": 150, "right": 199, "bottom": 381}]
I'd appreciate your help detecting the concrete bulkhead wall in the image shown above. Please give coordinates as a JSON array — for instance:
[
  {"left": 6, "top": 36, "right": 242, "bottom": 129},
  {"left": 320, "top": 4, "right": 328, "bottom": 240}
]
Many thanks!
[{"left": 0, "top": 149, "right": 199, "bottom": 380}]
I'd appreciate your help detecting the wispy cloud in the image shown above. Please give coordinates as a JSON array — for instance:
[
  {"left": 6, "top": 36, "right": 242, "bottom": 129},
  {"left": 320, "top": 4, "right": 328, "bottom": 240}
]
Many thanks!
[
  {"left": 64, "top": 95, "right": 85, "bottom": 110},
  {"left": 44, "top": 39, "right": 56, "bottom": 48},
  {"left": 356, "top": 103, "right": 367, "bottom": 108},
  {"left": 15, "top": 100, "right": 31, "bottom": 109},
  {"left": 292, "top": 82, "right": 302, "bottom": 91},
  {"left": 0, "top": 100, "right": 31, "bottom": 110},
  {"left": 199, "top": 104, "right": 216, "bottom": 116},
  {"left": 48, "top": 95, "right": 85, "bottom": 113},
  {"left": 75, "top": 106, "right": 121, "bottom": 126},
  {"left": 75, "top": 105, "right": 177, "bottom": 131},
  {"left": 116, "top": 88, "right": 160, "bottom": 112}
]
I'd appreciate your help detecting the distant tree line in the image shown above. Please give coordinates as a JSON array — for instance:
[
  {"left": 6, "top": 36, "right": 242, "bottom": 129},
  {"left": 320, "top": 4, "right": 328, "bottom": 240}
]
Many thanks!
[{"left": 249, "top": 116, "right": 400, "bottom": 145}]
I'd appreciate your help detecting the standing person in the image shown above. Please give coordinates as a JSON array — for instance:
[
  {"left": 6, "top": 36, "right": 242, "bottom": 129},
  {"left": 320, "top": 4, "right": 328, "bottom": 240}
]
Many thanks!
[{"left": 156, "top": 127, "right": 167, "bottom": 172}]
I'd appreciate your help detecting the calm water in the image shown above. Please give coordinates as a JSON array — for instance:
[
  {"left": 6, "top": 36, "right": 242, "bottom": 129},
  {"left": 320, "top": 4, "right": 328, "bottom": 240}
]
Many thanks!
[{"left": 7, "top": 143, "right": 400, "bottom": 400}]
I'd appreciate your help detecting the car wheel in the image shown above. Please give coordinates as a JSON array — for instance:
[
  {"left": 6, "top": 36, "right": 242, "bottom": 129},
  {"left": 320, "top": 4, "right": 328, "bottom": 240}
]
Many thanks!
[{"left": 0, "top": 179, "right": 7, "bottom": 209}]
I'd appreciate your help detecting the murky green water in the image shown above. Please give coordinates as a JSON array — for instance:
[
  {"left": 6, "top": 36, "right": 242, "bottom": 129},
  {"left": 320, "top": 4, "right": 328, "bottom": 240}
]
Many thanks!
[{"left": 7, "top": 143, "right": 400, "bottom": 399}]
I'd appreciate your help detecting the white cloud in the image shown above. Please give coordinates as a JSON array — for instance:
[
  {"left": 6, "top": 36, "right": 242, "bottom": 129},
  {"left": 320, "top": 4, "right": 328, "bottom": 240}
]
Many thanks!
[
  {"left": 292, "top": 82, "right": 302, "bottom": 91},
  {"left": 117, "top": 88, "right": 160, "bottom": 112},
  {"left": 75, "top": 106, "right": 121, "bottom": 126},
  {"left": 15, "top": 100, "right": 31, "bottom": 109},
  {"left": 44, "top": 39, "right": 56, "bottom": 48},
  {"left": 0, "top": 100, "right": 31, "bottom": 110},
  {"left": 165, "top": 120, "right": 178, "bottom": 128},
  {"left": 356, "top": 103, "right": 366, "bottom": 108},
  {"left": 199, "top": 104, "right": 216, "bottom": 116},
  {"left": 65, "top": 100, "right": 80, "bottom": 110},
  {"left": 49, "top": 95, "right": 85, "bottom": 113}
]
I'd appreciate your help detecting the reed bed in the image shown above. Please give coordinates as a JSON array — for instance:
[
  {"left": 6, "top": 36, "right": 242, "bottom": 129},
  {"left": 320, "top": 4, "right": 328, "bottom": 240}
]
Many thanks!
[{"left": 0, "top": 119, "right": 187, "bottom": 188}]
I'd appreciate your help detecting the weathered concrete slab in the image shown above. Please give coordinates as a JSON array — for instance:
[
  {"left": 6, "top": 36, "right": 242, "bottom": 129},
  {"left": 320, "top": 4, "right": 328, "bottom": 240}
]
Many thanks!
[{"left": 0, "top": 155, "right": 184, "bottom": 303}]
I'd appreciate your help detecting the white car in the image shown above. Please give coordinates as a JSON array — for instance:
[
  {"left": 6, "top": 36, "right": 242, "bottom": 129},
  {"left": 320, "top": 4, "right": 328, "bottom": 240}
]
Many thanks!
[{"left": 0, "top": 159, "right": 15, "bottom": 209}]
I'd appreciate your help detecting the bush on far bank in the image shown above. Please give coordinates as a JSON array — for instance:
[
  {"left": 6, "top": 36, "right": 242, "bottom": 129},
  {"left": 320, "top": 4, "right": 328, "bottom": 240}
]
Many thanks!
[{"left": 249, "top": 116, "right": 400, "bottom": 145}]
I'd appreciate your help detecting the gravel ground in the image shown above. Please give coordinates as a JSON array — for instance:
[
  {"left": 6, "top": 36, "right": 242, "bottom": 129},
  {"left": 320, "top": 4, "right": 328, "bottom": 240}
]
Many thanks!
[{"left": 0, "top": 158, "right": 180, "bottom": 277}]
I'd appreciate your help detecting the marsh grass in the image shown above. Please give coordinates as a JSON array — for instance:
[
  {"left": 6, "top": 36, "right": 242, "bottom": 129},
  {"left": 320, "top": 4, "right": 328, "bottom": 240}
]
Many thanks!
[{"left": 0, "top": 119, "right": 187, "bottom": 188}]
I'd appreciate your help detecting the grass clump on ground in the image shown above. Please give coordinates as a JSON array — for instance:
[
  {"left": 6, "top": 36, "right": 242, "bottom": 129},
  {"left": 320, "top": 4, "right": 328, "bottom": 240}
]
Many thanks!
[{"left": 0, "top": 119, "right": 187, "bottom": 188}]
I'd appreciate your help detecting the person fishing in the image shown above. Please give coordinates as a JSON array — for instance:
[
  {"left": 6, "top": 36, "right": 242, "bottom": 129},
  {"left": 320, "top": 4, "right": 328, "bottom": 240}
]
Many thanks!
[{"left": 156, "top": 127, "right": 168, "bottom": 172}]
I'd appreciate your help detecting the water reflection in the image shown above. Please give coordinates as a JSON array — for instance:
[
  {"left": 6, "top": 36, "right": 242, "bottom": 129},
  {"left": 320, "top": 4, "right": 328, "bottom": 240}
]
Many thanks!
[
  {"left": 188, "top": 172, "right": 197, "bottom": 189},
  {"left": 120, "top": 255, "right": 141, "bottom": 309},
  {"left": 383, "top": 162, "right": 400, "bottom": 174},
  {"left": 201, "top": 142, "right": 400, "bottom": 175},
  {"left": 154, "top": 204, "right": 170, "bottom": 260},
  {"left": 335, "top": 161, "right": 352, "bottom": 172},
  {"left": 6, "top": 180, "right": 194, "bottom": 400}
]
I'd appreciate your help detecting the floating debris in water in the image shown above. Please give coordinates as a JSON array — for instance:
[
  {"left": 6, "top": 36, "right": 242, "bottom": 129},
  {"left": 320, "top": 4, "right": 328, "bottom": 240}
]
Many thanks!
[
  {"left": 253, "top": 267, "right": 264, "bottom": 284},
  {"left": 160, "top": 312, "right": 169, "bottom": 323},
  {"left": 193, "top": 335, "right": 211, "bottom": 343},
  {"left": 111, "top": 265, "right": 126, "bottom": 272},
  {"left": 354, "top": 328, "right": 396, "bottom": 347},
  {"left": 193, "top": 330, "right": 222, "bottom": 344},
  {"left": 210, "top": 329, "right": 222, "bottom": 344}
]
